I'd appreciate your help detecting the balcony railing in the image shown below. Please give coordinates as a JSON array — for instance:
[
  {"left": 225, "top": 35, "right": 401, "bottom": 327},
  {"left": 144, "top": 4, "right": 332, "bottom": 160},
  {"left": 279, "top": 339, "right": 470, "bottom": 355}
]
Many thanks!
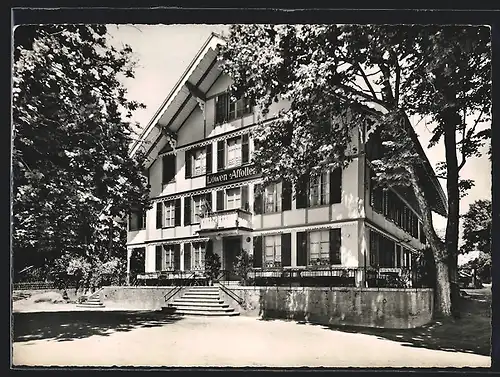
[{"left": 199, "top": 208, "right": 252, "bottom": 232}]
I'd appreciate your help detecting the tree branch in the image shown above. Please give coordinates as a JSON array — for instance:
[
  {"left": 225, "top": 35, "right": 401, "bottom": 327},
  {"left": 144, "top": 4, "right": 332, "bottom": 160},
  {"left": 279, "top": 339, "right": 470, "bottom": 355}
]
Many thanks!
[
  {"left": 355, "top": 62, "right": 379, "bottom": 100},
  {"left": 458, "top": 108, "right": 485, "bottom": 172},
  {"left": 394, "top": 53, "right": 401, "bottom": 107}
]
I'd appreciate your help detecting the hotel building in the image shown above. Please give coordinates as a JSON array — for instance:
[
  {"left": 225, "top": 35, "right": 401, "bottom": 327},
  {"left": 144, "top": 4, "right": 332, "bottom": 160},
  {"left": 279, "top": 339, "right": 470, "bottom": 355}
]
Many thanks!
[{"left": 126, "top": 33, "right": 447, "bottom": 287}]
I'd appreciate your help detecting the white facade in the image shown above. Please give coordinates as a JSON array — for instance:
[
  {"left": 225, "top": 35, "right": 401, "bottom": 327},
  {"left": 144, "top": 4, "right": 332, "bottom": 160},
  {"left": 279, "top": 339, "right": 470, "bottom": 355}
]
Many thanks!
[{"left": 127, "top": 33, "right": 442, "bottom": 287}]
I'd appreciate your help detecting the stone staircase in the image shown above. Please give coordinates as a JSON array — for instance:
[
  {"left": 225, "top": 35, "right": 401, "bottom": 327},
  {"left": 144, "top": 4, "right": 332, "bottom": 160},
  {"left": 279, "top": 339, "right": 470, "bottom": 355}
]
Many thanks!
[
  {"left": 76, "top": 291, "right": 105, "bottom": 308},
  {"left": 162, "top": 286, "right": 239, "bottom": 316}
]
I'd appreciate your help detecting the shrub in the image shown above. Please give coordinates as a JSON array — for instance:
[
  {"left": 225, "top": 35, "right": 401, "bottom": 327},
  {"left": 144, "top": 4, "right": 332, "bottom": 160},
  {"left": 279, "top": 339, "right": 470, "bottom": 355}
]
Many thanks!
[
  {"left": 234, "top": 248, "right": 254, "bottom": 285},
  {"left": 204, "top": 249, "right": 221, "bottom": 284}
]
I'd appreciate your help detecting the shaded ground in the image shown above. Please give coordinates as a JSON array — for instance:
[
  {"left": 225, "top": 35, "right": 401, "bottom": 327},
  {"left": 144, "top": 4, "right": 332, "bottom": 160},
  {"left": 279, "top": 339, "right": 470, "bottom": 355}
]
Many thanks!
[
  {"left": 264, "top": 286, "right": 491, "bottom": 357},
  {"left": 13, "top": 311, "right": 184, "bottom": 343},
  {"left": 13, "top": 313, "right": 489, "bottom": 368}
]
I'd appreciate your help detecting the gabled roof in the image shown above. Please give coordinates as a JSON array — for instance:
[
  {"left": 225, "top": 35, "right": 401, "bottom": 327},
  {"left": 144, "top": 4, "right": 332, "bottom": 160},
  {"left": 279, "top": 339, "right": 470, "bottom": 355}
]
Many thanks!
[{"left": 129, "top": 32, "right": 226, "bottom": 161}]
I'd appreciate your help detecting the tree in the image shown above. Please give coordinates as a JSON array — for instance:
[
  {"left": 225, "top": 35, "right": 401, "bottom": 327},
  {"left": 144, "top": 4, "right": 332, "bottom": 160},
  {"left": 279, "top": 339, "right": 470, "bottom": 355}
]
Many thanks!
[
  {"left": 12, "top": 25, "right": 150, "bottom": 288},
  {"left": 400, "top": 26, "right": 491, "bottom": 316},
  {"left": 218, "top": 24, "right": 491, "bottom": 317},
  {"left": 460, "top": 199, "right": 491, "bottom": 282}
]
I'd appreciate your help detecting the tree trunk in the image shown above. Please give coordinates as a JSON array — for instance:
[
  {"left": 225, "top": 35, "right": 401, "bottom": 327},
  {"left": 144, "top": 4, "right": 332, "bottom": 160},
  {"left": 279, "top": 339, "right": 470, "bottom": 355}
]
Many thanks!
[
  {"left": 434, "top": 257, "right": 453, "bottom": 318},
  {"left": 442, "top": 107, "right": 462, "bottom": 318},
  {"left": 408, "top": 165, "right": 452, "bottom": 317}
]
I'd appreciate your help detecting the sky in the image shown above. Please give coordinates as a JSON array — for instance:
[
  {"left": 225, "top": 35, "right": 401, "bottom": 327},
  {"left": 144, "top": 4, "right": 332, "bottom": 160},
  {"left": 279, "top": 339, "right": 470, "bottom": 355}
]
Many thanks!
[{"left": 107, "top": 24, "right": 492, "bottom": 259}]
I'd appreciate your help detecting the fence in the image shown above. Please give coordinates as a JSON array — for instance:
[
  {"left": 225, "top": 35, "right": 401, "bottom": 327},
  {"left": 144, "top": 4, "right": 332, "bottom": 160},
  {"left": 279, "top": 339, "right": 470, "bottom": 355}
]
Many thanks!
[{"left": 13, "top": 281, "right": 57, "bottom": 291}]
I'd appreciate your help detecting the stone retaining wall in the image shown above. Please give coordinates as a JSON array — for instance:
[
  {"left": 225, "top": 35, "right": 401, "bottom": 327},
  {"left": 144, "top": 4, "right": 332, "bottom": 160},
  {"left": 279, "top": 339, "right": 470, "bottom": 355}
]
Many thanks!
[
  {"left": 98, "top": 285, "right": 434, "bottom": 329},
  {"left": 220, "top": 286, "right": 434, "bottom": 329}
]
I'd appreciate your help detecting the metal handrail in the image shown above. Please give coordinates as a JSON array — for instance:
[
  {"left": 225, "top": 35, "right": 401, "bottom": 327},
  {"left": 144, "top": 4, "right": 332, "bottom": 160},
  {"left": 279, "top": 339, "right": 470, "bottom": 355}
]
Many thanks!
[
  {"left": 218, "top": 283, "right": 244, "bottom": 306},
  {"left": 163, "top": 272, "right": 197, "bottom": 303}
]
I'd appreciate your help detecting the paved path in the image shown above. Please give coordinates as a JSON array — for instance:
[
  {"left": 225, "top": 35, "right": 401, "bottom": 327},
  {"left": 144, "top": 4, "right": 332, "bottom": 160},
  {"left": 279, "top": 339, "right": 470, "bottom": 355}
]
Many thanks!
[{"left": 12, "top": 314, "right": 490, "bottom": 368}]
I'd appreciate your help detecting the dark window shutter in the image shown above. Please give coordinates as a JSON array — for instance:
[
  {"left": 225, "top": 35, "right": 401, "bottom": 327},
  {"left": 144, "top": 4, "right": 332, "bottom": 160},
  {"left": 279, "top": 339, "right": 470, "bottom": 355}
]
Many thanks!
[
  {"left": 297, "top": 232, "right": 308, "bottom": 266},
  {"left": 329, "top": 168, "right": 342, "bottom": 204},
  {"left": 184, "top": 243, "right": 191, "bottom": 271},
  {"left": 253, "top": 184, "right": 263, "bottom": 214},
  {"left": 217, "top": 140, "right": 225, "bottom": 171},
  {"left": 329, "top": 228, "right": 341, "bottom": 264},
  {"left": 173, "top": 244, "right": 181, "bottom": 271},
  {"left": 281, "top": 180, "right": 292, "bottom": 211},
  {"left": 174, "top": 198, "right": 181, "bottom": 226},
  {"left": 206, "top": 144, "right": 212, "bottom": 174},
  {"left": 253, "top": 236, "right": 263, "bottom": 267},
  {"left": 241, "top": 185, "right": 249, "bottom": 211},
  {"left": 155, "top": 245, "right": 163, "bottom": 271},
  {"left": 156, "top": 202, "right": 163, "bottom": 229},
  {"left": 216, "top": 190, "right": 224, "bottom": 211},
  {"left": 185, "top": 150, "right": 192, "bottom": 179},
  {"left": 128, "top": 214, "right": 132, "bottom": 231},
  {"left": 215, "top": 93, "right": 228, "bottom": 124},
  {"left": 281, "top": 233, "right": 292, "bottom": 267},
  {"left": 295, "top": 176, "right": 308, "bottom": 209},
  {"left": 205, "top": 193, "right": 212, "bottom": 213},
  {"left": 242, "top": 133, "right": 249, "bottom": 164},
  {"left": 184, "top": 197, "right": 191, "bottom": 226},
  {"left": 162, "top": 154, "right": 175, "bottom": 184}
]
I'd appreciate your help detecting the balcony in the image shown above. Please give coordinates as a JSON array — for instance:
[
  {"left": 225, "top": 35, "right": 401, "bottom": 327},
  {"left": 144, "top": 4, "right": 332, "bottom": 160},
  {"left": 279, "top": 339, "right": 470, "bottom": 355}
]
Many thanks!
[{"left": 197, "top": 208, "right": 253, "bottom": 236}]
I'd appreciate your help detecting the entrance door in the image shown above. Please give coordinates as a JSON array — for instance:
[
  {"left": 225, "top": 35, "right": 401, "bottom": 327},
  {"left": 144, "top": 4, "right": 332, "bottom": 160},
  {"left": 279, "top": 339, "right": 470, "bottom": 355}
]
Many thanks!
[{"left": 223, "top": 236, "right": 241, "bottom": 280}]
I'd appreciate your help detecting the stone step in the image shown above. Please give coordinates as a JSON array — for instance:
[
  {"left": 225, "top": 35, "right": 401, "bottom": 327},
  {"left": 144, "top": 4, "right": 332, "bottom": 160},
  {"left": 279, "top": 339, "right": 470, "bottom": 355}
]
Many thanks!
[
  {"left": 76, "top": 302, "right": 104, "bottom": 307},
  {"left": 168, "top": 305, "right": 235, "bottom": 312},
  {"left": 169, "top": 309, "right": 240, "bottom": 316},
  {"left": 172, "top": 298, "right": 225, "bottom": 304},
  {"left": 183, "top": 291, "right": 220, "bottom": 296},
  {"left": 169, "top": 301, "right": 230, "bottom": 308},
  {"left": 180, "top": 294, "right": 221, "bottom": 300}
]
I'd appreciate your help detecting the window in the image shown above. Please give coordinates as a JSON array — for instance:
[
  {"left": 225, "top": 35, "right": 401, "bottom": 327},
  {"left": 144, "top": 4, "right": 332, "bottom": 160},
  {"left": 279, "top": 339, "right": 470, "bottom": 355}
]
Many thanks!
[
  {"left": 164, "top": 201, "right": 175, "bottom": 228},
  {"left": 192, "top": 147, "right": 206, "bottom": 176},
  {"left": 264, "top": 183, "right": 282, "bottom": 213},
  {"left": 230, "top": 96, "right": 252, "bottom": 119},
  {"left": 226, "top": 187, "right": 241, "bottom": 209},
  {"left": 264, "top": 235, "right": 281, "bottom": 268},
  {"left": 129, "top": 211, "right": 146, "bottom": 231},
  {"left": 192, "top": 195, "right": 204, "bottom": 224},
  {"left": 215, "top": 92, "right": 252, "bottom": 124},
  {"left": 308, "top": 230, "right": 330, "bottom": 266},
  {"left": 226, "top": 137, "right": 242, "bottom": 168},
  {"left": 369, "top": 231, "right": 396, "bottom": 268},
  {"left": 309, "top": 172, "right": 329, "bottom": 206},
  {"left": 192, "top": 243, "right": 206, "bottom": 270},
  {"left": 164, "top": 245, "right": 175, "bottom": 270}
]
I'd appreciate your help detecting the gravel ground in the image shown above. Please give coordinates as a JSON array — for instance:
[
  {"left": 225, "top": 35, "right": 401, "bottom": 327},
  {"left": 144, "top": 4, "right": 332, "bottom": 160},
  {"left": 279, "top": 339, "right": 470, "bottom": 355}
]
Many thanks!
[{"left": 12, "top": 313, "right": 490, "bottom": 368}]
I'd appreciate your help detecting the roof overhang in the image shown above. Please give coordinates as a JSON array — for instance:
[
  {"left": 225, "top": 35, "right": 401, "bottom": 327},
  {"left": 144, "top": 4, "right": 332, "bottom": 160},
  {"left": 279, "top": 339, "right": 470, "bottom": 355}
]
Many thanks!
[
  {"left": 359, "top": 102, "right": 447, "bottom": 217},
  {"left": 129, "top": 33, "right": 226, "bottom": 167}
]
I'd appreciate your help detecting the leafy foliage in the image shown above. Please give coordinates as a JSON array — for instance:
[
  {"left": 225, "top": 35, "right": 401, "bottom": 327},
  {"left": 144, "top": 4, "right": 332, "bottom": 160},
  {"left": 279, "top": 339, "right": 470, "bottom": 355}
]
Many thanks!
[
  {"left": 461, "top": 199, "right": 491, "bottom": 256},
  {"left": 233, "top": 248, "right": 254, "bottom": 285},
  {"left": 219, "top": 24, "right": 491, "bottom": 316},
  {"left": 204, "top": 249, "right": 221, "bottom": 283},
  {"left": 12, "top": 25, "right": 150, "bottom": 288}
]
